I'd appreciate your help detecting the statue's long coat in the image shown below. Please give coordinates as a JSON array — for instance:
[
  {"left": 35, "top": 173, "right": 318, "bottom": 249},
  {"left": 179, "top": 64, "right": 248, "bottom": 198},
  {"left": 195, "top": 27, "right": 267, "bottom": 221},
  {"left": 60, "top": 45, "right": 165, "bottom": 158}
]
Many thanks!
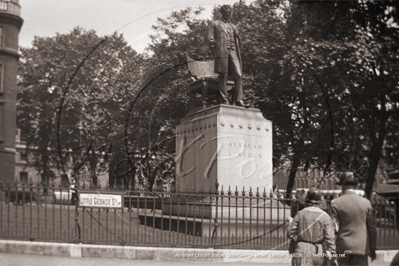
[{"left": 207, "top": 20, "right": 242, "bottom": 74}]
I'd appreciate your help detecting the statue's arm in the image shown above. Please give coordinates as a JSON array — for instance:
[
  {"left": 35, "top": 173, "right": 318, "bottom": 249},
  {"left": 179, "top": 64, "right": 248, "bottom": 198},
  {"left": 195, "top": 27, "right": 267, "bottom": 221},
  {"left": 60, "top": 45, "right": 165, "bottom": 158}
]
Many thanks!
[
  {"left": 207, "top": 21, "right": 216, "bottom": 50},
  {"left": 233, "top": 24, "right": 241, "bottom": 48}
]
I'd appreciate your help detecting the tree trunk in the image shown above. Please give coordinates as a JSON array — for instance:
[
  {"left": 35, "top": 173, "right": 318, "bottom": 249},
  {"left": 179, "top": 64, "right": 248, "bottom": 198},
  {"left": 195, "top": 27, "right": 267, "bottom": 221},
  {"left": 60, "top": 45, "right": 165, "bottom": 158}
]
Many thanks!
[
  {"left": 89, "top": 155, "right": 98, "bottom": 187},
  {"left": 91, "top": 171, "right": 98, "bottom": 188},
  {"left": 365, "top": 121, "right": 387, "bottom": 199},
  {"left": 286, "top": 153, "right": 301, "bottom": 198}
]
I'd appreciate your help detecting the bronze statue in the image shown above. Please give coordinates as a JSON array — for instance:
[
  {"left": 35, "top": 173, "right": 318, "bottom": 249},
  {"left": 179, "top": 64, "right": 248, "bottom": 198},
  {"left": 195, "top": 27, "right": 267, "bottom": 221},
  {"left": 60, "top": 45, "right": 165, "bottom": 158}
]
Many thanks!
[{"left": 207, "top": 5, "right": 247, "bottom": 107}]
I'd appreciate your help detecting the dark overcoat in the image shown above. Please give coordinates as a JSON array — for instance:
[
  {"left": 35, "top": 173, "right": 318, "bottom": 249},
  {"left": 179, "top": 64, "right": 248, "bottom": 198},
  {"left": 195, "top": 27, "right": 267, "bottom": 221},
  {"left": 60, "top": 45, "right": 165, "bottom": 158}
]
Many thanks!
[{"left": 207, "top": 20, "right": 242, "bottom": 74}]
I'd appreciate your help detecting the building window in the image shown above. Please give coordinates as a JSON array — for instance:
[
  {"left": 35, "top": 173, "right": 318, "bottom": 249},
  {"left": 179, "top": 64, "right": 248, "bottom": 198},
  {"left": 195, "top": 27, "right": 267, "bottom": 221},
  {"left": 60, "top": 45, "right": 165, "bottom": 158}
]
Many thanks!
[
  {"left": 20, "top": 150, "right": 27, "bottom": 161},
  {"left": 20, "top": 172, "right": 28, "bottom": 183},
  {"left": 0, "top": 2, "right": 6, "bottom": 11}
]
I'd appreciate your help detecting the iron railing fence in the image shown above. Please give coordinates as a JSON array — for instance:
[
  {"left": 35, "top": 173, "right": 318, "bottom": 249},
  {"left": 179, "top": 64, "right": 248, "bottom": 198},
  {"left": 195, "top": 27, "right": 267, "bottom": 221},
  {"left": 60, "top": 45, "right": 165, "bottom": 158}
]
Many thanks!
[{"left": 0, "top": 183, "right": 398, "bottom": 250}]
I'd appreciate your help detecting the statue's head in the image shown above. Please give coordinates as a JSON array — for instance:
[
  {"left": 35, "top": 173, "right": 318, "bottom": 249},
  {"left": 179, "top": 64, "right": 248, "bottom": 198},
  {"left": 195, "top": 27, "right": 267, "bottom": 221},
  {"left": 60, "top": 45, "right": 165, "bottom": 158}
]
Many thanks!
[{"left": 220, "top": 5, "right": 231, "bottom": 19}]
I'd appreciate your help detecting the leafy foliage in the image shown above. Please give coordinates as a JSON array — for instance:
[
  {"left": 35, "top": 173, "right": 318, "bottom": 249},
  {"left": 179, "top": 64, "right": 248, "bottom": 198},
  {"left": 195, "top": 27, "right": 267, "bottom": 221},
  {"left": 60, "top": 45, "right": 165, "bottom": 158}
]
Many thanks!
[{"left": 18, "top": 28, "right": 144, "bottom": 186}]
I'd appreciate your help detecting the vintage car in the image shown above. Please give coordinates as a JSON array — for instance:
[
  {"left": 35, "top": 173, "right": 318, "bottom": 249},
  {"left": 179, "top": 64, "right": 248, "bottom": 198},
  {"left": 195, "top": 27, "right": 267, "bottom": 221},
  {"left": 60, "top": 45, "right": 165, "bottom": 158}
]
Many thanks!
[{"left": 53, "top": 186, "right": 76, "bottom": 205}]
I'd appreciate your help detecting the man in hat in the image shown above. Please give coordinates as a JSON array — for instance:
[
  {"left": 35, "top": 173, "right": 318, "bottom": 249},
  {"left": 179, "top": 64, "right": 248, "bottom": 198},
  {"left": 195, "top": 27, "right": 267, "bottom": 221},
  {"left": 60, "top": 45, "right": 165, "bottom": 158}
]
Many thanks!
[
  {"left": 207, "top": 5, "right": 247, "bottom": 107},
  {"left": 331, "top": 172, "right": 377, "bottom": 265}
]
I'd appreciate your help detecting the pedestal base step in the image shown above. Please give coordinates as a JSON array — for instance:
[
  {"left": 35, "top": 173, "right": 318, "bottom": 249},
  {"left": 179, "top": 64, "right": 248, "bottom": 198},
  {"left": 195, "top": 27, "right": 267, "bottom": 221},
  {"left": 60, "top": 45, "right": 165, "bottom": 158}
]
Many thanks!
[{"left": 138, "top": 212, "right": 289, "bottom": 238}]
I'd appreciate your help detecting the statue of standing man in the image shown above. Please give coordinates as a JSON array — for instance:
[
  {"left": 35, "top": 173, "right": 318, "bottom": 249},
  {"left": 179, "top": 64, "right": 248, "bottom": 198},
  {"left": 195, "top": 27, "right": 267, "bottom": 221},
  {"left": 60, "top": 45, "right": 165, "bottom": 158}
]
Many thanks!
[{"left": 207, "top": 5, "right": 248, "bottom": 107}]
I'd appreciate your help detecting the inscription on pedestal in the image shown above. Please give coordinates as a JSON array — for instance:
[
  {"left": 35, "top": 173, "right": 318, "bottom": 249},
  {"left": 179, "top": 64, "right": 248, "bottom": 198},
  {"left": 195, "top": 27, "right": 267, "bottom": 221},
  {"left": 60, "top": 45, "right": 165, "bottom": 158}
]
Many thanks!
[{"left": 175, "top": 106, "right": 272, "bottom": 192}]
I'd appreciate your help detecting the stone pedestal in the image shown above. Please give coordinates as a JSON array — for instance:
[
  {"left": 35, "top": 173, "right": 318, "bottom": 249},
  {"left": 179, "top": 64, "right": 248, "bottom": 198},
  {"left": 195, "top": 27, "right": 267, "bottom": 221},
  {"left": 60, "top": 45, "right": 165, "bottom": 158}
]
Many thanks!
[
  {"left": 139, "top": 213, "right": 289, "bottom": 238},
  {"left": 175, "top": 105, "right": 272, "bottom": 193},
  {"left": 138, "top": 105, "right": 278, "bottom": 239}
]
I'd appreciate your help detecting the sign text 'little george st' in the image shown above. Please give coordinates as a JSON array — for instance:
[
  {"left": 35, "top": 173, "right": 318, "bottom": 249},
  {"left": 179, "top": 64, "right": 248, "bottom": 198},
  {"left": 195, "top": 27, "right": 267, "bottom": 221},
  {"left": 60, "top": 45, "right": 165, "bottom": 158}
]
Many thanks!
[{"left": 78, "top": 191, "right": 124, "bottom": 209}]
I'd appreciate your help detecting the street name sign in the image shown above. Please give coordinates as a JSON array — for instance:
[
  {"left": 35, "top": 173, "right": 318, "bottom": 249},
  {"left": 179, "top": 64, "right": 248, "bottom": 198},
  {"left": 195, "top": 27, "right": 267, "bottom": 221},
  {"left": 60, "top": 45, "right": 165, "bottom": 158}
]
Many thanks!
[{"left": 78, "top": 191, "right": 124, "bottom": 209}]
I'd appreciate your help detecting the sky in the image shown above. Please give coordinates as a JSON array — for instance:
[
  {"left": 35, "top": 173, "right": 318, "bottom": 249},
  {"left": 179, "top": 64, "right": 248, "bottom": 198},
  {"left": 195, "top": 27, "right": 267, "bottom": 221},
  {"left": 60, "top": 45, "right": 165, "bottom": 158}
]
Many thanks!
[{"left": 19, "top": 0, "right": 254, "bottom": 53}]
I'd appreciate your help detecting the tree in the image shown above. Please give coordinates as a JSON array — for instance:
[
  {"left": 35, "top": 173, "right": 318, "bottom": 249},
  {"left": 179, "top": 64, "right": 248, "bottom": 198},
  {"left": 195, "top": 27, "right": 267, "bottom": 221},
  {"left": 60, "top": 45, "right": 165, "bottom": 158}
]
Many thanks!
[
  {"left": 18, "top": 27, "right": 144, "bottom": 187},
  {"left": 286, "top": 0, "right": 399, "bottom": 198}
]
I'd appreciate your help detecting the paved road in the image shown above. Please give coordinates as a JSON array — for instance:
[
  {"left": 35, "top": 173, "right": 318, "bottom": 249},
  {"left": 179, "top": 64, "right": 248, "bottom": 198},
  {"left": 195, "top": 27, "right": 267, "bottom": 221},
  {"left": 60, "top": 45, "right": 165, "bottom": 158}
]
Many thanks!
[{"left": 0, "top": 253, "right": 291, "bottom": 266}]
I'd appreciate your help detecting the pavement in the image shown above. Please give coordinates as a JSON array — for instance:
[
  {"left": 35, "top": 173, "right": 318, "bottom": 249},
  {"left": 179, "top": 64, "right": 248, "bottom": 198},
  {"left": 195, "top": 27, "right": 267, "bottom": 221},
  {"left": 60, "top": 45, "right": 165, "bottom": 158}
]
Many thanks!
[
  {"left": 0, "top": 240, "right": 397, "bottom": 266},
  {"left": 0, "top": 253, "right": 290, "bottom": 266}
]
